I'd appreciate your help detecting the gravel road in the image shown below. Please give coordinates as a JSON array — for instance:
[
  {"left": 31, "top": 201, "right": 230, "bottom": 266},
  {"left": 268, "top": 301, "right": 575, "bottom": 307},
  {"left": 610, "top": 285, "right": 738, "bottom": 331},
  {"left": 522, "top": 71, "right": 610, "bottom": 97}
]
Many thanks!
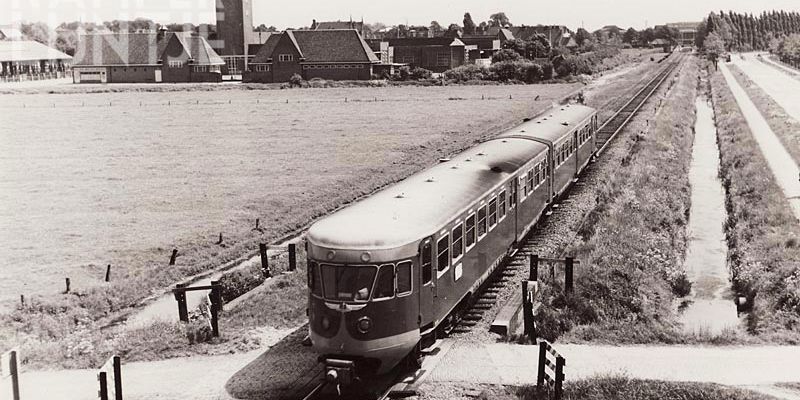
[{"left": 719, "top": 62, "right": 800, "bottom": 220}]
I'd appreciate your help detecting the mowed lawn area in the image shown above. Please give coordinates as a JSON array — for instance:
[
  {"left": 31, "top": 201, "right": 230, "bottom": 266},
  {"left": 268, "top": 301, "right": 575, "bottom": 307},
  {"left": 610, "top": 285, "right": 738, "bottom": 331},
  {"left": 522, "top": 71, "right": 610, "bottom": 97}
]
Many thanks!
[{"left": 0, "top": 84, "right": 579, "bottom": 311}]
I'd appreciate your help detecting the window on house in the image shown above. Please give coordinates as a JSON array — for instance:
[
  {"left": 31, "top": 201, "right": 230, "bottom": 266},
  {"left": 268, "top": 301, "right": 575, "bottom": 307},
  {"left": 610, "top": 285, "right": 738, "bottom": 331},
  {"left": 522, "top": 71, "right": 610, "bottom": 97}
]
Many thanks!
[
  {"left": 168, "top": 60, "right": 184, "bottom": 68},
  {"left": 436, "top": 53, "right": 450, "bottom": 66},
  {"left": 437, "top": 235, "right": 450, "bottom": 273},
  {"left": 401, "top": 55, "right": 416, "bottom": 64},
  {"left": 478, "top": 206, "right": 487, "bottom": 238},
  {"left": 193, "top": 65, "right": 208, "bottom": 72},
  {"left": 421, "top": 240, "right": 432, "bottom": 285},
  {"left": 488, "top": 197, "right": 498, "bottom": 228},
  {"left": 397, "top": 262, "right": 412, "bottom": 295},
  {"left": 452, "top": 224, "right": 464, "bottom": 261},
  {"left": 278, "top": 54, "right": 294, "bottom": 62},
  {"left": 373, "top": 264, "right": 395, "bottom": 300},
  {"left": 210, "top": 65, "right": 221, "bottom": 73}
]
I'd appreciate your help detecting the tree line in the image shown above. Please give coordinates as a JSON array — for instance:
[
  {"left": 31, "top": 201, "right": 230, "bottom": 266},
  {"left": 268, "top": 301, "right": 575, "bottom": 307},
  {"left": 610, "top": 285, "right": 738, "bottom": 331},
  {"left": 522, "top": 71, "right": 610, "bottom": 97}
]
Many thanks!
[{"left": 698, "top": 10, "right": 800, "bottom": 51}]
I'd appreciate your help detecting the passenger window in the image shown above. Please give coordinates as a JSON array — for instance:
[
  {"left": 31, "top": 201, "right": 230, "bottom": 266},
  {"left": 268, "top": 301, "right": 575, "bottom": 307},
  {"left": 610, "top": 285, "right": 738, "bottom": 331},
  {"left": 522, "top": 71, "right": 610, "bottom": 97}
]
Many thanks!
[
  {"left": 308, "top": 261, "right": 322, "bottom": 297},
  {"left": 521, "top": 176, "right": 527, "bottom": 197},
  {"left": 478, "top": 206, "right": 487, "bottom": 237},
  {"left": 527, "top": 170, "right": 534, "bottom": 190},
  {"left": 421, "top": 240, "right": 432, "bottom": 285},
  {"left": 437, "top": 235, "right": 450, "bottom": 272},
  {"left": 452, "top": 224, "right": 464, "bottom": 261},
  {"left": 396, "top": 262, "right": 412, "bottom": 295},
  {"left": 373, "top": 264, "right": 395, "bottom": 300},
  {"left": 465, "top": 214, "right": 476, "bottom": 248},
  {"left": 488, "top": 197, "right": 498, "bottom": 227},
  {"left": 510, "top": 183, "right": 518, "bottom": 207},
  {"left": 499, "top": 191, "right": 507, "bottom": 218}
]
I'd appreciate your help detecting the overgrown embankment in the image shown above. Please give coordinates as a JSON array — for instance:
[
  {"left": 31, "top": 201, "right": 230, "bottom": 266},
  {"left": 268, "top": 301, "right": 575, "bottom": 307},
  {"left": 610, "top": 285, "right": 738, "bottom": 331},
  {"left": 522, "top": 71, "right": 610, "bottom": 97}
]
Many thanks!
[
  {"left": 536, "top": 57, "right": 700, "bottom": 344},
  {"left": 709, "top": 65, "right": 800, "bottom": 343}
]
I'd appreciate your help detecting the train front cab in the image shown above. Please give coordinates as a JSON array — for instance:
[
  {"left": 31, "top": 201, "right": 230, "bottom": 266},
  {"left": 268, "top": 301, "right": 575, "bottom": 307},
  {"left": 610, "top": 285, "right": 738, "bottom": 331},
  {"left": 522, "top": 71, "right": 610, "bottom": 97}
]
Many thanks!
[{"left": 306, "top": 246, "right": 421, "bottom": 382}]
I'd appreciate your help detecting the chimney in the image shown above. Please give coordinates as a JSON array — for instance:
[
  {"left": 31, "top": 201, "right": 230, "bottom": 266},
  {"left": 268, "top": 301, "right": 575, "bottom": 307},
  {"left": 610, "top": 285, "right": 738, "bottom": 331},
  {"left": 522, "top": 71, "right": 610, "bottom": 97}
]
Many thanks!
[
  {"left": 157, "top": 26, "right": 168, "bottom": 41},
  {"left": 312, "top": 19, "right": 317, "bottom": 30}
]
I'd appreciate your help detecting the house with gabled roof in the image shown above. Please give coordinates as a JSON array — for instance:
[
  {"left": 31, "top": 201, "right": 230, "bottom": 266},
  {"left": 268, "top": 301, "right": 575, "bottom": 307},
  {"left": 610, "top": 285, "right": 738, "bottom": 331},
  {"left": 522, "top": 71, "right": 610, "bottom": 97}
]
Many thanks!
[
  {"left": 387, "top": 37, "right": 466, "bottom": 72},
  {"left": 72, "top": 31, "right": 224, "bottom": 83},
  {"left": 245, "top": 29, "right": 380, "bottom": 83}
]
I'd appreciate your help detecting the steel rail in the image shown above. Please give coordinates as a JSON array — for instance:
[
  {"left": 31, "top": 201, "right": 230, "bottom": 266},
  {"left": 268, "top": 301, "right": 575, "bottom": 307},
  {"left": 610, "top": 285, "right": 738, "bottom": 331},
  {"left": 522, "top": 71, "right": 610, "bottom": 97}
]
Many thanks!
[{"left": 595, "top": 55, "right": 684, "bottom": 156}]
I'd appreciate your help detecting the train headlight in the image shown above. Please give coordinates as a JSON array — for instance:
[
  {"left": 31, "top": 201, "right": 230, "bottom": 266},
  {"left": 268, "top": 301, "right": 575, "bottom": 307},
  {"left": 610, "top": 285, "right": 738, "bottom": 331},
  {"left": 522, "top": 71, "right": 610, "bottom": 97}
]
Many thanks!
[
  {"left": 360, "top": 252, "right": 371, "bottom": 262},
  {"left": 321, "top": 316, "right": 331, "bottom": 331},
  {"left": 357, "top": 317, "right": 372, "bottom": 334}
]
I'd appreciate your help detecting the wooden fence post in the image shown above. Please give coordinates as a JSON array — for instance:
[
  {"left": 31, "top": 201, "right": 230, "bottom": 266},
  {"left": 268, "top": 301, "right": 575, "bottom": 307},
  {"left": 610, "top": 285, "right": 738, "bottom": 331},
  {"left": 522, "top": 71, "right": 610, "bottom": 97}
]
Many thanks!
[
  {"left": 522, "top": 281, "right": 533, "bottom": 342},
  {"left": 209, "top": 281, "right": 221, "bottom": 337},
  {"left": 169, "top": 249, "right": 178, "bottom": 266},
  {"left": 10, "top": 350, "right": 20, "bottom": 400},
  {"left": 288, "top": 244, "right": 297, "bottom": 272},
  {"left": 260, "top": 243, "right": 271, "bottom": 279},
  {"left": 174, "top": 284, "right": 189, "bottom": 322},
  {"left": 537, "top": 342, "right": 546, "bottom": 389},
  {"left": 105, "top": 265, "right": 111, "bottom": 282},
  {"left": 98, "top": 371, "right": 109, "bottom": 400},
  {"left": 217, "top": 233, "right": 223, "bottom": 245},
  {"left": 255, "top": 218, "right": 260, "bottom": 231},
  {"left": 530, "top": 254, "right": 539, "bottom": 281},
  {"left": 113, "top": 356, "right": 123, "bottom": 400},
  {"left": 555, "top": 356, "right": 565, "bottom": 400},
  {"left": 565, "top": 257, "right": 574, "bottom": 293},
  {"left": 65, "top": 277, "right": 71, "bottom": 293}
]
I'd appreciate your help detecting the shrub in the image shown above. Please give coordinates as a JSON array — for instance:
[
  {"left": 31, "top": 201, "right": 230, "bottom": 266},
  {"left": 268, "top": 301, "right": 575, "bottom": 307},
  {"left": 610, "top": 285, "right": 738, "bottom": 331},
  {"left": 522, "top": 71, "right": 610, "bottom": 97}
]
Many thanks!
[
  {"left": 489, "top": 60, "right": 522, "bottom": 81},
  {"left": 288, "top": 73, "right": 304, "bottom": 88},
  {"left": 409, "top": 67, "right": 433, "bottom": 80},
  {"left": 443, "top": 64, "right": 488, "bottom": 82},
  {"left": 218, "top": 264, "right": 264, "bottom": 303},
  {"left": 492, "top": 48, "right": 522, "bottom": 63}
]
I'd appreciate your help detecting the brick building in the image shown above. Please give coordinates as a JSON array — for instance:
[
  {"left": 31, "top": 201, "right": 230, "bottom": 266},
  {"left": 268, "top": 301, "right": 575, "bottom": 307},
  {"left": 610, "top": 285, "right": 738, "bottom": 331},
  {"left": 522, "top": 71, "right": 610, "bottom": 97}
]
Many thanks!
[
  {"left": 245, "top": 29, "right": 379, "bottom": 83},
  {"left": 72, "top": 32, "right": 224, "bottom": 83},
  {"left": 387, "top": 37, "right": 466, "bottom": 73}
]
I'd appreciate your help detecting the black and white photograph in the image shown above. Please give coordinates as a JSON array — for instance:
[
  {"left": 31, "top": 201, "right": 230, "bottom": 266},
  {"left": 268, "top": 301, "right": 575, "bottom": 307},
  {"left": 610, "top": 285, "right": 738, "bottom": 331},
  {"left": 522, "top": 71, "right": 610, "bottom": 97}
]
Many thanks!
[{"left": 1, "top": 0, "right": 800, "bottom": 399}]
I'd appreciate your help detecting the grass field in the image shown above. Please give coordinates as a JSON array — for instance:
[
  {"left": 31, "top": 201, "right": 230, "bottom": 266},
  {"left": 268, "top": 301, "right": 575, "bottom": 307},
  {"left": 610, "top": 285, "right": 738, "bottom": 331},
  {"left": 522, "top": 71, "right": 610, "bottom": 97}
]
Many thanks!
[{"left": 0, "top": 84, "right": 580, "bottom": 312}]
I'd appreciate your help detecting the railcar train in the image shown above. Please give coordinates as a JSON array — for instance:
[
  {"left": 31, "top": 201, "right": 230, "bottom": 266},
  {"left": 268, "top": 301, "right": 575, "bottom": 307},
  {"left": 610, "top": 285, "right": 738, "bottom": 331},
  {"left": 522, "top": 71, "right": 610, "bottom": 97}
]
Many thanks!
[{"left": 305, "top": 103, "right": 599, "bottom": 386}]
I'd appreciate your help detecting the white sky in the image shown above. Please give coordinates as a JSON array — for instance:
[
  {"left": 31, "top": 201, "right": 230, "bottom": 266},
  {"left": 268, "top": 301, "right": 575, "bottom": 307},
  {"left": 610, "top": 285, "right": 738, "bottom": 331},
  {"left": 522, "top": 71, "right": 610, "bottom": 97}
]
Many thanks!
[{"left": 3, "top": 0, "right": 800, "bottom": 32}]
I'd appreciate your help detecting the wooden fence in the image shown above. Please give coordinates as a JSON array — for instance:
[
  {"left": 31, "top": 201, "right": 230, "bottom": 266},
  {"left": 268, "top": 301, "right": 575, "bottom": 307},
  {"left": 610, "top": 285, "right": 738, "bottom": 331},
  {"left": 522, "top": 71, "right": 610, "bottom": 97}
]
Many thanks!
[{"left": 537, "top": 341, "right": 566, "bottom": 400}]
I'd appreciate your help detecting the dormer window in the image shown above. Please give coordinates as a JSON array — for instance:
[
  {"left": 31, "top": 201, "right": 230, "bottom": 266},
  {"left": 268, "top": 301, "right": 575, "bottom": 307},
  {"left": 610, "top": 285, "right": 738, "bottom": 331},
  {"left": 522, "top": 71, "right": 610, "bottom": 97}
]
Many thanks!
[
  {"left": 278, "top": 54, "right": 294, "bottom": 62},
  {"left": 168, "top": 60, "right": 184, "bottom": 68}
]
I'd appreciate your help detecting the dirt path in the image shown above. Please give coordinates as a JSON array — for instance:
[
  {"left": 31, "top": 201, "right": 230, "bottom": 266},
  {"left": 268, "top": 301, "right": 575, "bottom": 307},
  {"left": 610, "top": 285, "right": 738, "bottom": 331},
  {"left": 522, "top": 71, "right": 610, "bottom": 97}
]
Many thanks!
[
  {"left": 0, "top": 327, "right": 295, "bottom": 400},
  {"left": 732, "top": 54, "right": 800, "bottom": 122},
  {"left": 719, "top": 62, "right": 800, "bottom": 220},
  {"left": 418, "top": 341, "right": 800, "bottom": 398}
]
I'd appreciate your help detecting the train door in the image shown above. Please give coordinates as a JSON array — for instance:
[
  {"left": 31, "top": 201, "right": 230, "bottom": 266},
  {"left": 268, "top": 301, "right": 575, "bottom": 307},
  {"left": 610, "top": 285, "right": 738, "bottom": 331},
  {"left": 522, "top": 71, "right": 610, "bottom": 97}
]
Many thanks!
[{"left": 418, "top": 238, "right": 436, "bottom": 332}]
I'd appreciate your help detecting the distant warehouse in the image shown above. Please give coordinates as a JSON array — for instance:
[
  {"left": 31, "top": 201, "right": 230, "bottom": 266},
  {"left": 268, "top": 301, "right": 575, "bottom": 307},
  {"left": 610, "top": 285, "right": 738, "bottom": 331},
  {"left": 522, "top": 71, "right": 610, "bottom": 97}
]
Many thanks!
[
  {"left": 245, "top": 29, "right": 380, "bottom": 83},
  {"left": 72, "top": 31, "right": 225, "bottom": 84}
]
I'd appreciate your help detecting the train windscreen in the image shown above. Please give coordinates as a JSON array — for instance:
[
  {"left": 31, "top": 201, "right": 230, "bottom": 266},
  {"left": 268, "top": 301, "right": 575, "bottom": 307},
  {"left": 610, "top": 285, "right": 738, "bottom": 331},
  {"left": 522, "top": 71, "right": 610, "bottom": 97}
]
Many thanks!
[{"left": 320, "top": 264, "right": 377, "bottom": 302}]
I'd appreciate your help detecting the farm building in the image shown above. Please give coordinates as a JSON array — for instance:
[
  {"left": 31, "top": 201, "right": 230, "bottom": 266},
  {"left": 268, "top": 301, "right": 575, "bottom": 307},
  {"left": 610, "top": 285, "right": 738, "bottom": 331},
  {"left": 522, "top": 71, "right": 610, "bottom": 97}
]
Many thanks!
[
  {"left": 72, "top": 31, "right": 224, "bottom": 83},
  {"left": 460, "top": 35, "right": 502, "bottom": 64},
  {"left": 0, "top": 39, "right": 72, "bottom": 82},
  {"left": 244, "top": 29, "right": 380, "bottom": 83},
  {"left": 387, "top": 37, "right": 466, "bottom": 73}
]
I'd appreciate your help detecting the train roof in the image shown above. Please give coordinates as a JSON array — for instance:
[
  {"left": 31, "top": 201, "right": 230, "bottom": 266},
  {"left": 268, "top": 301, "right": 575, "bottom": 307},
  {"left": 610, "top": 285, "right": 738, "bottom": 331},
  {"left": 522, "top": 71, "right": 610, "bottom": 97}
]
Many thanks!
[
  {"left": 307, "top": 104, "right": 596, "bottom": 252},
  {"left": 497, "top": 103, "right": 596, "bottom": 144}
]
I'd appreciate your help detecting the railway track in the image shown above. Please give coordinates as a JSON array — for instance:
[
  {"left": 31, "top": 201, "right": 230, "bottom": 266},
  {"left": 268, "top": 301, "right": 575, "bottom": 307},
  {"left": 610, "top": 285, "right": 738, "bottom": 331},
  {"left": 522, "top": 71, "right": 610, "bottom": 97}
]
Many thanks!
[
  {"left": 301, "top": 55, "right": 686, "bottom": 400},
  {"left": 595, "top": 54, "right": 684, "bottom": 155}
]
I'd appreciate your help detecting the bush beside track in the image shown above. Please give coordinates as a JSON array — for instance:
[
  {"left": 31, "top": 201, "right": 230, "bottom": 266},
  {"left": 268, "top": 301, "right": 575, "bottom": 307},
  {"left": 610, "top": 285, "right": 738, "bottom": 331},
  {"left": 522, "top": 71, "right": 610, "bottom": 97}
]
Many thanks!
[
  {"left": 709, "top": 64, "right": 800, "bottom": 343},
  {"left": 534, "top": 57, "right": 699, "bottom": 344}
]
